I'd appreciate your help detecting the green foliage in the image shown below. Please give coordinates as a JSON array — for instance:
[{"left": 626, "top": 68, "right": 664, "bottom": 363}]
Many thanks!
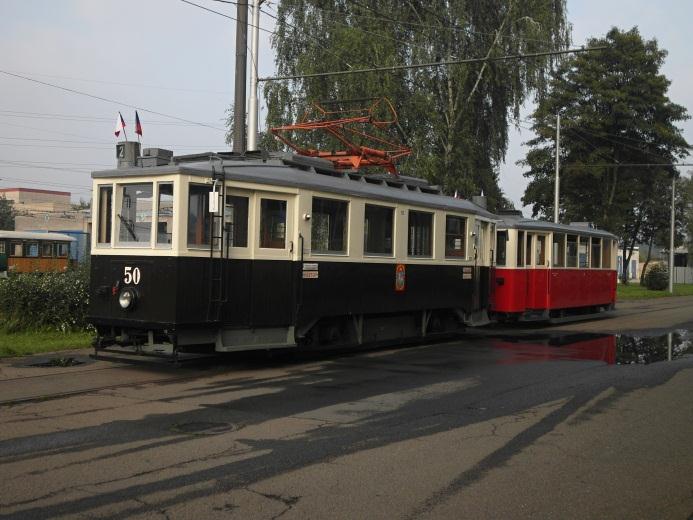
[
  {"left": 0, "top": 195, "right": 15, "bottom": 230},
  {"left": 259, "top": 0, "right": 570, "bottom": 211},
  {"left": 642, "top": 262, "right": 669, "bottom": 291},
  {"left": 521, "top": 27, "right": 690, "bottom": 276},
  {"left": 0, "top": 266, "right": 90, "bottom": 332}
]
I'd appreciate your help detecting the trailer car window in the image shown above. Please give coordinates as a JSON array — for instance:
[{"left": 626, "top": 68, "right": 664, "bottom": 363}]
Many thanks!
[
  {"left": 97, "top": 185, "right": 113, "bottom": 245},
  {"left": 445, "top": 216, "right": 467, "bottom": 258},
  {"left": 566, "top": 235, "right": 578, "bottom": 267},
  {"left": 260, "top": 198, "right": 287, "bottom": 249},
  {"left": 117, "top": 183, "right": 153, "bottom": 246},
  {"left": 591, "top": 238, "right": 601, "bottom": 268},
  {"left": 408, "top": 210, "right": 433, "bottom": 257},
  {"left": 26, "top": 242, "right": 39, "bottom": 258},
  {"left": 552, "top": 233, "right": 565, "bottom": 267},
  {"left": 535, "top": 235, "right": 546, "bottom": 265},
  {"left": 312, "top": 197, "right": 348, "bottom": 254},
  {"left": 517, "top": 231, "right": 525, "bottom": 267},
  {"left": 11, "top": 242, "right": 22, "bottom": 257},
  {"left": 156, "top": 183, "right": 174, "bottom": 247},
  {"left": 0, "top": 241, "right": 5, "bottom": 255},
  {"left": 579, "top": 236, "right": 589, "bottom": 268},
  {"left": 602, "top": 239, "right": 612, "bottom": 268},
  {"left": 496, "top": 231, "right": 507, "bottom": 266},
  {"left": 364, "top": 204, "right": 393, "bottom": 255},
  {"left": 225, "top": 195, "right": 249, "bottom": 248},
  {"left": 42, "top": 243, "right": 52, "bottom": 257},
  {"left": 188, "top": 184, "right": 212, "bottom": 247},
  {"left": 526, "top": 234, "right": 533, "bottom": 266},
  {"left": 57, "top": 243, "right": 69, "bottom": 258}
]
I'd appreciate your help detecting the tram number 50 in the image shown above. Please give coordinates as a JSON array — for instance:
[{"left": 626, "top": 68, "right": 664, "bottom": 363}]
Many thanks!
[{"left": 123, "top": 266, "right": 141, "bottom": 285}]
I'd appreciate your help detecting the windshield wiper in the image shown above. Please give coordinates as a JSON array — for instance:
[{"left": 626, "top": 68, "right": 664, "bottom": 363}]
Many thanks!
[{"left": 117, "top": 213, "right": 138, "bottom": 241}]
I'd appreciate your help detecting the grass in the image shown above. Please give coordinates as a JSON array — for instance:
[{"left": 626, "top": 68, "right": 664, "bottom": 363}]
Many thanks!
[
  {"left": 617, "top": 283, "right": 693, "bottom": 301},
  {"left": 0, "top": 330, "right": 93, "bottom": 358}
]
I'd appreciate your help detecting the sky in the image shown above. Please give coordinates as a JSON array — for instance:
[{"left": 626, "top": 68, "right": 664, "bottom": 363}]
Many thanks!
[{"left": 0, "top": 0, "right": 691, "bottom": 208}]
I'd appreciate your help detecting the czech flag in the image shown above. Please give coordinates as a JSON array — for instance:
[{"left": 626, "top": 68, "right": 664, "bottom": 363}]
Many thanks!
[
  {"left": 135, "top": 111, "right": 143, "bottom": 137},
  {"left": 114, "top": 112, "right": 126, "bottom": 137}
]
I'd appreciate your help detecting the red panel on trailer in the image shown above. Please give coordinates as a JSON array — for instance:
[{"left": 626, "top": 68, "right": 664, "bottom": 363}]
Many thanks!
[
  {"left": 492, "top": 268, "right": 617, "bottom": 314},
  {"left": 491, "top": 268, "right": 528, "bottom": 312},
  {"left": 548, "top": 269, "right": 616, "bottom": 309}
]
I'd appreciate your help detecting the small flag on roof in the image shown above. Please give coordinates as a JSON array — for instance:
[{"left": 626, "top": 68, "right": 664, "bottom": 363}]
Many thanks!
[
  {"left": 135, "top": 111, "right": 143, "bottom": 137},
  {"left": 114, "top": 112, "right": 126, "bottom": 138}
]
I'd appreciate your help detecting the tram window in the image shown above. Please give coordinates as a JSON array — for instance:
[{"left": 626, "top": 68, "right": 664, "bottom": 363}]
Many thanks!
[
  {"left": 260, "top": 198, "right": 287, "bottom": 249},
  {"left": 408, "top": 210, "right": 433, "bottom": 257},
  {"left": 445, "top": 215, "right": 467, "bottom": 258},
  {"left": 0, "top": 242, "right": 5, "bottom": 255},
  {"left": 566, "top": 235, "right": 578, "bottom": 267},
  {"left": 97, "top": 185, "right": 113, "bottom": 244},
  {"left": 188, "top": 184, "right": 212, "bottom": 247},
  {"left": 535, "top": 235, "right": 546, "bottom": 265},
  {"left": 526, "top": 234, "right": 533, "bottom": 266},
  {"left": 225, "top": 195, "right": 249, "bottom": 248},
  {"left": 496, "top": 231, "right": 508, "bottom": 266},
  {"left": 602, "top": 239, "right": 612, "bottom": 268},
  {"left": 41, "top": 243, "right": 53, "bottom": 257},
  {"left": 579, "top": 236, "right": 590, "bottom": 268},
  {"left": 26, "top": 243, "right": 39, "bottom": 258},
  {"left": 364, "top": 204, "right": 393, "bottom": 255},
  {"left": 591, "top": 238, "right": 602, "bottom": 268},
  {"left": 117, "top": 183, "right": 153, "bottom": 245},
  {"left": 156, "top": 183, "right": 174, "bottom": 247},
  {"left": 311, "top": 197, "right": 348, "bottom": 254},
  {"left": 552, "top": 233, "right": 565, "bottom": 267},
  {"left": 517, "top": 231, "right": 525, "bottom": 267},
  {"left": 10, "top": 242, "right": 22, "bottom": 257},
  {"left": 56, "top": 243, "right": 69, "bottom": 258}
]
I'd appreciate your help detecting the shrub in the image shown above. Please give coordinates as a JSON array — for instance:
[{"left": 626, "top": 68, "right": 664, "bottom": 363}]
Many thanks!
[
  {"left": 643, "top": 262, "right": 669, "bottom": 291},
  {"left": 0, "top": 265, "right": 90, "bottom": 332}
]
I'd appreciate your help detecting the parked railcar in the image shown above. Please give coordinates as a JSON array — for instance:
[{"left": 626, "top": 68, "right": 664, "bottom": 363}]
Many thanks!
[
  {"left": 89, "top": 144, "right": 497, "bottom": 357},
  {"left": 490, "top": 211, "right": 618, "bottom": 322},
  {"left": 0, "top": 231, "right": 75, "bottom": 273}
]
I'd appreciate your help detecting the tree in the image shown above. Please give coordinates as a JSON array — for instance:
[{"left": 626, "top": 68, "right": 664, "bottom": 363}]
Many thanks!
[
  {"left": 260, "top": 0, "right": 569, "bottom": 211},
  {"left": 0, "top": 195, "right": 15, "bottom": 230},
  {"left": 521, "top": 27, "right": 690, "bottom": 283}
]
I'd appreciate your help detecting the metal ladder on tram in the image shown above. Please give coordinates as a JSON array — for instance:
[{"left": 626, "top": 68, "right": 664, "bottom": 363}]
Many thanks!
[{"left": 207, "top": 167, "right": 227, "bottom": 322}]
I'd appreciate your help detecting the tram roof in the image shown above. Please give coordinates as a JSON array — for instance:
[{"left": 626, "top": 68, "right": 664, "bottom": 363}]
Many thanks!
[
  {"left": 92, "top": 153, "right": 498, "bottom": 219},
  {"left": 497, "top": 215, "right": 617, "bottom": 240},
  {"left": 0, "top": 231, "right": 76, "bottom": 242}
]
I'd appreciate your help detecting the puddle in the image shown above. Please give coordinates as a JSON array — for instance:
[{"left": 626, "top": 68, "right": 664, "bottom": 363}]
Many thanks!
[
  {"left": 170, "top": 421, "right": 237, "bottom": 436},
  {"left": 490, "top": 330, "right": 692, "bottom": 366},
  {"left": 26, "top": 357, "right": 87, "bottom": 368}
]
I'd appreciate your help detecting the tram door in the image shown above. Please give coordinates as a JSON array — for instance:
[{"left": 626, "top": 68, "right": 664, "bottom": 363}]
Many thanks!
[{"left": 526, "top": 233, "right": 549, "bottom": 308}]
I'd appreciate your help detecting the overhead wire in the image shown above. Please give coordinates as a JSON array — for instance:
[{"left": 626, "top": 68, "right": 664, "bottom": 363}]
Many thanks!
[{"left": 0, "top": 69, "right": 225, "bottom": 132}]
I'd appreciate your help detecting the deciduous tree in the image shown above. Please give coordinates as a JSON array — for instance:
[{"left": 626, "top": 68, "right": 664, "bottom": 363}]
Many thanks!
[
  {"left": 521, "top": 27, "right": 690, "bottom": 282},
  {"left": 260, "top": 0, "right": 569, "bottom": 211}
]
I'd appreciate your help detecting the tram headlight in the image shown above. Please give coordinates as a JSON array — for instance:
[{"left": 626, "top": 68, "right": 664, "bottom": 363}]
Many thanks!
[{"left": 118, "top": 289, "right": 136, "bottom": 310}]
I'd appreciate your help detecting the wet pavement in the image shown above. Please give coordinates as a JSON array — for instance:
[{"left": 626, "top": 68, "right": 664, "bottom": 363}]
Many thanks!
[{"left": 0, "top": 299, "right": 692, "bottom": 519}]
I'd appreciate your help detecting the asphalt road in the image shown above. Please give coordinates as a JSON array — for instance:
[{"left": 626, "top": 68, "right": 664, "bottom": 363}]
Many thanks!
[{"left": 1, "top": 297, "right": 692, "bottom": 519}]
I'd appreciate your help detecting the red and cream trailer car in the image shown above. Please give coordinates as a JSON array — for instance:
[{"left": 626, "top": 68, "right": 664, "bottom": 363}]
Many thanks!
[{"left": 491, "top": 212, "right": 618, "bottom": 322}]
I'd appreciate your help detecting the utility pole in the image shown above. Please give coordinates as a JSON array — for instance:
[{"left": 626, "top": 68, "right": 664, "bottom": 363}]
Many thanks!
[
  {"left": 247, "top": 0, "right": 262, "bottom": 151},
  {"left": 669, "top": 175, "right": 675, "bottom": 293},
  {"left": 554, "top": 113, "right": 560, "bottom": 223},
  {"left": 232, "top": 0, "right": 249, "bottom": 154}
]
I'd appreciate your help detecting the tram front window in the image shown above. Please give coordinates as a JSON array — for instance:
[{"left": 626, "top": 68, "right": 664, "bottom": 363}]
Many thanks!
[
  {"left": 117, "top": 183, "right": 153, "bottom": 246},
  {"left": 188, "top": 184, "right": 212, "bottom": 248}
]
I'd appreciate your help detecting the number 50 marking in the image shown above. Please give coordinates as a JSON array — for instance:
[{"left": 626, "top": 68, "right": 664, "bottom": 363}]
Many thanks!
[{"left": 124, "top": 266, "right": 141, "bottom": 285}]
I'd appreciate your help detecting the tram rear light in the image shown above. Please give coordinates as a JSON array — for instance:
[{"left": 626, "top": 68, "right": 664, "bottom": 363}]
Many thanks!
[{"left": 118, "top": 289, "right": 136, "bottom": 310}]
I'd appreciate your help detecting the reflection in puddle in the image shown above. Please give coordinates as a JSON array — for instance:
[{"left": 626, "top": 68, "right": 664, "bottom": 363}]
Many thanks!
[{"left": 490, "top": 330, "right": 692, "bottom": 365}]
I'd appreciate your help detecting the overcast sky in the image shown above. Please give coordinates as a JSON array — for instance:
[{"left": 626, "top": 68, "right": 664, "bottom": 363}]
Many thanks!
[{"left": 1, "top": 0, "right": 691, "bottom": 209}]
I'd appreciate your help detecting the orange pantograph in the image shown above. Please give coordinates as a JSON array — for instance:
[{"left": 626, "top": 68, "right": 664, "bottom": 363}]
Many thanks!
[{"left": 270, "top": 98, "right": 411, "bottom": 175}]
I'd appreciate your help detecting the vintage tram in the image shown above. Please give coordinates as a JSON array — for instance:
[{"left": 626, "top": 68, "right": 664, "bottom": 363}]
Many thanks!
[
  {"left": 490, "top": 211, "right": 618, "bottom": 322},
  {"left": 0, "top": 231, "right": 75, "bottom": 274},
  {"left": 89, "top": 144, "right": 497, "bottom": 357}
]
